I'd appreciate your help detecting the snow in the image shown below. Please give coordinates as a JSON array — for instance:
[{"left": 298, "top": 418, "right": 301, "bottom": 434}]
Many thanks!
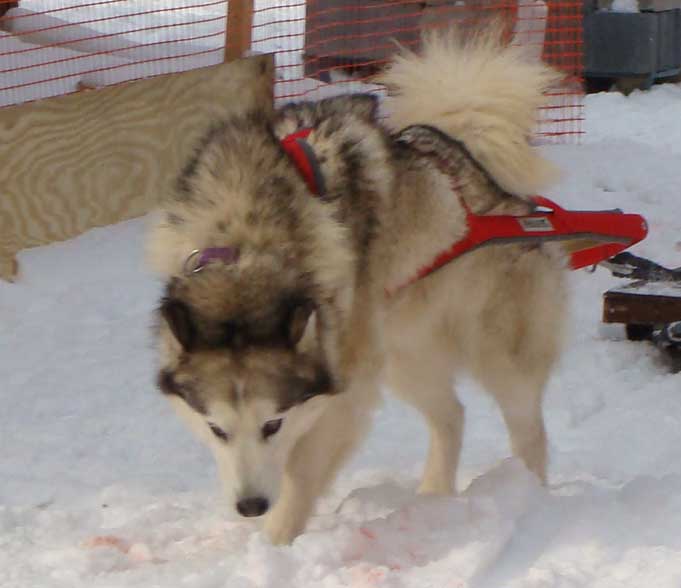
[
  {"left": 608, "top": 0, "right": 640, "bottom": 12},
  {"left": 3, "top": 83, "right": 681, "bottom": 587},
  {"left": 3, "top": 0, "right": 681, "bottom": 580},
  {"left": 608, "top": 281, "right": 681, "bottom": 297}
]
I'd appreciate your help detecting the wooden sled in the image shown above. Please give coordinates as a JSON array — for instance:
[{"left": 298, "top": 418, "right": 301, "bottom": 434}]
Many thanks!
[{"left": 602, "top": 252, "right": 681, "bottom": 369}]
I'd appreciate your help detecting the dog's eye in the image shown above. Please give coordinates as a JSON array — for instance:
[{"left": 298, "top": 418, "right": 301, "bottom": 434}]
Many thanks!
[
  {"left": 262, "top": 419, "right": 283, "bottom": 440},
  {"left": 208, "top": 423, "right": 229, "bottom": 441}
]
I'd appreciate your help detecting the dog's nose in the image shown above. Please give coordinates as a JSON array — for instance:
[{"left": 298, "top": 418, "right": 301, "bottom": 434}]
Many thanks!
[{"left": 236, "top": 496, "right": 269, "bottom": 517}]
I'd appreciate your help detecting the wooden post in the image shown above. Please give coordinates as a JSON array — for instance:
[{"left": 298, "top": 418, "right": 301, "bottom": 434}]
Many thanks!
[
  {"left": 0, "top": 2, "right": 19, "bottom": 19},
  {"left": 225, "top": 0, "right": 254, "bottom": 62}
]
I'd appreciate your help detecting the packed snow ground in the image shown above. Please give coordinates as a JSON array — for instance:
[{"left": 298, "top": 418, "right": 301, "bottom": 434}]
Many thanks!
[{"left": 3, "top": 85, "right": 681, "bottom": 587}]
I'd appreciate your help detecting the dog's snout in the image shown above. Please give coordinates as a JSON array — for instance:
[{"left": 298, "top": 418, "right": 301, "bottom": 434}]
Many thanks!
[{"left": 236, "top": 496, "right": 269, "bottom": 517}]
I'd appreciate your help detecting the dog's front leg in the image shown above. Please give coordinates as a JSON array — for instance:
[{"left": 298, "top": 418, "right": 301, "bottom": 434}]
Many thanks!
[
  {"left": 262, "top": 470, "right": 315, "bottom": 546},
  {"left": 263, "top": 390, "right": 378, "bottom": 545}
]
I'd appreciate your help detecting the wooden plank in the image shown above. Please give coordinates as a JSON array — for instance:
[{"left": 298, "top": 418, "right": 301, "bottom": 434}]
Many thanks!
[
  {"left": 0, "top": 54, "right": 274, "bottom": 282},
  {"left": 225, "top": 0, "right": 254, "bottom": 62},
  {"left": 603, "top": 283, "right": 681, "bottom": 324}
]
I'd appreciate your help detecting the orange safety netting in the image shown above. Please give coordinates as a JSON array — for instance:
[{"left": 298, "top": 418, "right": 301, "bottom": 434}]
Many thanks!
[{"left": 0, "top": 0, "right": 581, "bottom": 139}]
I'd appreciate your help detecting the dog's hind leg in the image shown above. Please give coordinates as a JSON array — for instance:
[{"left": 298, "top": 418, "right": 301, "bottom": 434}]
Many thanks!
[
  {"left": 470, "top": 250, "right": 565, "bottom": 484},
  {"left": 386, "top": 349, "right": 462, "bottom": 495},
  {"left": 477, "top": 360, "right": 550, "bottom": 484},
  {"left": 263, "top": 383, "right": 379, "bottom": 545}
]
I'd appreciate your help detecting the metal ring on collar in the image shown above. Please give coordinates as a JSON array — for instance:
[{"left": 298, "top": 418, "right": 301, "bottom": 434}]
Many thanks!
[{"left": 183, "top": 249, "right": 204, "bottom": 275}]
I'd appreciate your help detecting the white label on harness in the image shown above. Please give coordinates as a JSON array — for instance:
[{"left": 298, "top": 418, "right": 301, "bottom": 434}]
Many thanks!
[{"left": 518, "top": 217, "right": 554, "bottom": 232}]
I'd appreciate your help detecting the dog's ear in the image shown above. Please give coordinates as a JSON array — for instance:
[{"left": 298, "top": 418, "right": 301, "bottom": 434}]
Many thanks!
[
  {"left": 157, "top": 368, "right": 184, "bottom": 399},
  {"left": 344, "top": 94, "right": 379, "bottom": 122},
  {"left": 156, "top": 368, "right": 207, "bottom": 414},
  {"left": 278, "top": 364, "right": 334, "bottom": 412},
  {"left": 299, "top": 365, "right": 333, "bottom": 403},
  {"left": 160, "top": 297, "right": 197, "bottom": 352},
  {"left": 287, "top": 301, "right": 315, "bottom": 347}
]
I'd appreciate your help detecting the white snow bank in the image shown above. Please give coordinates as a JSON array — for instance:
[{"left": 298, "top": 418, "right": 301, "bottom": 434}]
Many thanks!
[
  {"left": 5, "top": 463, "right": 681, "bottom": 587},
  {"left": 585, "top": 84, "right": 681, "bottom": 158},
  {"left": 609, "top": 0, "right": 640, "bottom": 12}
]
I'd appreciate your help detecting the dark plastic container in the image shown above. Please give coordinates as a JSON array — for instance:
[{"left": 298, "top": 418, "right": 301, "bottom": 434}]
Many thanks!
[{"left": 584, "top": 1, "right": 681, "bottom": 86}]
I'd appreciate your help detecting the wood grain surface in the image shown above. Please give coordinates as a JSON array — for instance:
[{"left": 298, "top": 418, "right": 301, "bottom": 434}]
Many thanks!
[{"left": 0, "top": 54, "right": 274, "bottom": 281}]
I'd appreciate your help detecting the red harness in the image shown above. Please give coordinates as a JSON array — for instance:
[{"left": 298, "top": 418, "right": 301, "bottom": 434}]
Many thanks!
[
  {"left": 281, "top": 129, "right": 649, "bottom": 296},
  {"left": 387, "top": 196, "right": 648, "bottom": 295}
]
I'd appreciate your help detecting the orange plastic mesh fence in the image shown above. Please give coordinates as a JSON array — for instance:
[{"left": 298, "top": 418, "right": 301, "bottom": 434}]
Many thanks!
[
  {"left": 275, "top": 0, "right": 583, "bottom": 141},
  {"left": 0, "top": 1, "right": 230, "bottom": 107},
  {"left": 0, "top": 0, "right": 581, "bottom": 139}
]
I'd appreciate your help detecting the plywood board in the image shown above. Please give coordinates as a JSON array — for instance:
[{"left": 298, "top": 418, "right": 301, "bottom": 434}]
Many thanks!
[{"left": 0, "top": 54, "right": 274, "bottom": 281}]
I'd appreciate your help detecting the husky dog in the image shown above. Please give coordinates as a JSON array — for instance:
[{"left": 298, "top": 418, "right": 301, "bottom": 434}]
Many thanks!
[{"left": 147, "top": 27, "right": 566, "bottom": 545}]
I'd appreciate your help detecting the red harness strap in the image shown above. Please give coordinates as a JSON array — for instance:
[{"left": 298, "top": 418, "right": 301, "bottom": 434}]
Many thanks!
[
  {"left": 387, "top": 196, "right": 648, "bottom": 296},
  {"left": 280, "top": 130, "right": 648, "bottom": 298},
  {"left": 280, "top": 128, "right": 326, "bottom": 197}
]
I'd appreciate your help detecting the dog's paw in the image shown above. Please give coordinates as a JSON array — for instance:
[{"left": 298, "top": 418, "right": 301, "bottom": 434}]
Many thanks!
[
  {"left": 417, "top": 479, "right": 455, "bottom": 496},
  {"left": 262, "top": 511, "right": 303, "bottom": 546}
]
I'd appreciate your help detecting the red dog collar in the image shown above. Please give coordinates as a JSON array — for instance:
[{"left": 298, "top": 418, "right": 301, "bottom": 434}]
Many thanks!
[{"left": 280, "top": 129, "right": 326, "bottom": 197}]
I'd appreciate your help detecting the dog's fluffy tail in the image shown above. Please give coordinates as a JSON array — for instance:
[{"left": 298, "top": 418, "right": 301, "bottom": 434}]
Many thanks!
[{"left": 378, "top": 25, "right": 564, "bottom": 196}]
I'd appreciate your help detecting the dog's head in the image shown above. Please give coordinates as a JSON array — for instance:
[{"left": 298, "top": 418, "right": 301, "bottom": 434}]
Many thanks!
[
  {"left": 156, "top": 273, "right": 336, "bottom": 517},
  {"left": 149, "top": 95, "right": 387, "bottom": 518},
  {"left": 159, "top": 253, "right": 318, "bottom": 351}
]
